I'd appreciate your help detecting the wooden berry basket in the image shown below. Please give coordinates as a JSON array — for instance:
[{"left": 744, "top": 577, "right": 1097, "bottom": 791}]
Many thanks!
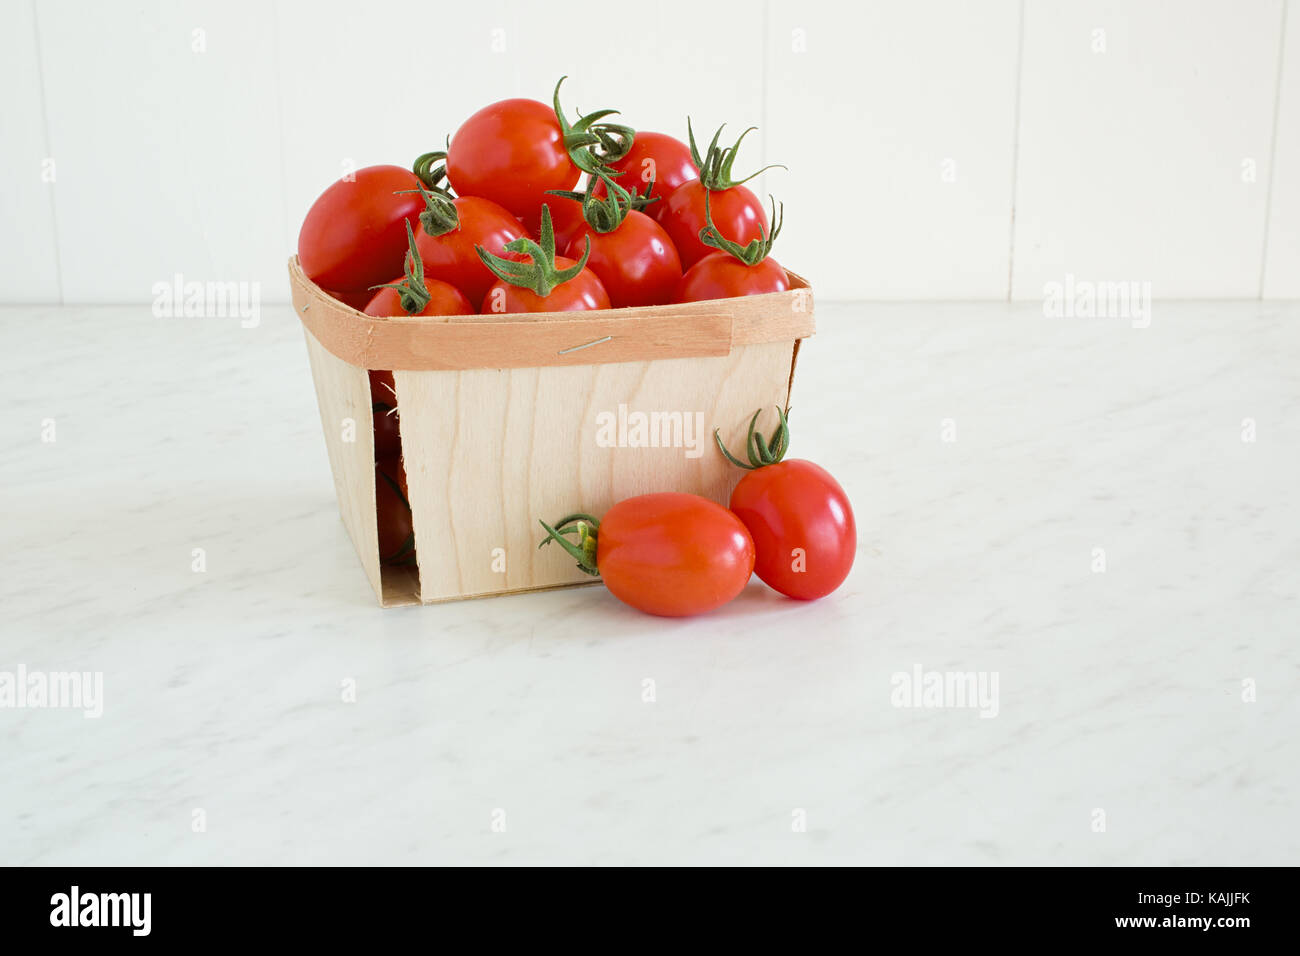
[{"left": 288, "top": 256, "right": 815, "bottom": 606}]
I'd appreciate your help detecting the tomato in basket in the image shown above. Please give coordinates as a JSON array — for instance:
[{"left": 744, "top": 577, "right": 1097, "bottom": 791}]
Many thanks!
[
  {"left": 660, "top": 122, "right": 780, "bottom": 269},
  {"left": 477, "top": 206, "right": 610, "bottom": 314},
  {"left": 297, "top": 165, "right": 424, "bottom": 294},
  {"left": 676, "top": 193, "right": 788, "bottom": 302},
  {"left": 444, "top": 78, "right": 633, "bottom": 221}
]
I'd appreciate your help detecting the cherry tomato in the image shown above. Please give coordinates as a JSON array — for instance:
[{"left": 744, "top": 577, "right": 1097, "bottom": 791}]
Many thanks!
[
  {"left": 414, "top": 196, "right": 523, "bottom": 308},
  {"left": 369, "top": 370, "right": 398, "bottom": 405},
  {"left": 297, "top": 165, "right": 424, "bottom": 293},
  {"left": 362, "top": 277, "right": 473, "bottom": 318},
  {"left": 729, "top": 461, "right": 855, "bottom": 601},
  {"left": 375, "top": 457, "right": 414, "bottom": 566},
  {"left": 481, "top": 255, "right": 610, "bottom": 314},
  {"left": 446, "top": 98, "right": 579, "bottom": 219},
  {"left": 594, "top": 493, "right": 755, "bottom": 617},
  {"left": 661, "top": 181, "right": 768, "bottom": 269},
  {"left": 677, "top": 252, "right": 789, "bottom": 302},
  {"left": 564, "top": 210, "right": 682, "bottom": 308},
  {"left": 593, "top": 131, "right": 698, "bottom": 221},
  {"left": 324, "top": 288, "right": 375, "bottom": 311},
  {"left": 368, "top": 370, "right": 401, "bottom": 459}
]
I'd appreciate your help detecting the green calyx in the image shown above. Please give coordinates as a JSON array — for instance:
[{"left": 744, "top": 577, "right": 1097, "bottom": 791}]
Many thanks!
[
  {"left": 368, "top": 220, "right": 431, "bottom": 314},
  {"left": 405, "top": 178, "right": 460, "bottom": 238},
  {"left": 687, "top": 118, "right": 786, "bottom": 190},
  {"left": 408, "top": 145, "right": 462, "bottom": 236},
  {"left": 538, "top": 512, "right": 602, "bottom": 576},
  {"left": 715, "top": 406, "right": 791, "bottom": 470},
  {"left": 545, "top": 171, "right": 659, "bottom": 234},
  {"left": 699, "top": 191, "right": 783, "bottom": 265},
  {"left": 554, "top": 76, "right": 635, "bottom": 175},
  {"left": 475, "top": 205, "right": 590, "bottom": 297}
]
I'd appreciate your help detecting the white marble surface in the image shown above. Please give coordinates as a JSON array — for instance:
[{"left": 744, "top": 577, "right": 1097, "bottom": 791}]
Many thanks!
[{"left": 2, "top": 300, "right": 1297, "bottom": 866}]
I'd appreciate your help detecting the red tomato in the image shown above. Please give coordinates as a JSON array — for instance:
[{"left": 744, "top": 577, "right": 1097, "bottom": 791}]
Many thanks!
[
  {"left": 362, "top": 277, "right": 473, "bottom": 317},
  {"left": 369, "top": 371, "right": 400, "bottom": 459},
  {"left": 661, "top": 181, "right": 768, "bottom": 269},
  {"left": 481, "top": 255, "right": 610, "bottom": 314},
  {"left": 564, "top": 210, "right": 682, "bottom": 308},
  {"left": 446, "top": 98, "right": 579, "bottom": 218},
  {"left": 297, "top": 165, "right": 424, "bottom": 293},
  {"left": 594, "top": 131, "right": 698, "bottom": 220},
  {"left": 729, "top": 460, "right": 855, "bottom": 600},
  {"left": 369, "top": 370, "right": 397, "bottom": 406},
  {"left": 677, "top": 252, "right": 789, "bottom": 302},
  {"left": 325, "top": 288, "right": 375, "bottom": 311},
  {"left": 590, "top": 493, "right": 755, "bottom": 617},
  {"left": 375, "top": 457, "right": 414, "bottom": 566},
  {"left": 599, "top": 494, "right": 754, "bottom": 616},
  {"left": 414, "top": 196, "right": 523, "bottom": 308}
]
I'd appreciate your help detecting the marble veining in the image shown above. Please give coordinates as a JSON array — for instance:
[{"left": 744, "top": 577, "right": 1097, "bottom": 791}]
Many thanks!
[{"left": 1, "top": 300, "right": 1296, "bottom": 865}]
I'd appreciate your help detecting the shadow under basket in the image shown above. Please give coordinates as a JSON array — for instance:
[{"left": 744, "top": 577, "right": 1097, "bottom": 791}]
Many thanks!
[{"left": 288, "top": 256, "right": 816, "bottom": 607}]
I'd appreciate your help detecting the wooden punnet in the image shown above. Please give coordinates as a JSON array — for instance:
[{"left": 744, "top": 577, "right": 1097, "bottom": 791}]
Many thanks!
[{"left": 288, "top": 256, "right": 815, "bottom": 606}]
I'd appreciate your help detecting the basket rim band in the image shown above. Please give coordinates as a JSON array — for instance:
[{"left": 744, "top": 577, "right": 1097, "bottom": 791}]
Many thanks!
[{"left": 287, "top": 256, "right": 815, "bottom": 371}]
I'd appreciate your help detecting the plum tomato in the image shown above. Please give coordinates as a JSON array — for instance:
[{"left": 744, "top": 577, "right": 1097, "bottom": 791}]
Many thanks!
[{"left": 539, "top": 493, "right": 755, "bottom": 617}]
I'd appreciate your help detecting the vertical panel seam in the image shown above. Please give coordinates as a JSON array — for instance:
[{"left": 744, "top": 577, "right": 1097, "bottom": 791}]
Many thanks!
[
  {"left": 30, "top": 0, "right": 64, "bottom": 304},
  {"left": 1006, "top": 0, "right": 1027, "bottom": 301},
  {"left": 1259, "top": 0, "right": 1290, "bottom": 299}
]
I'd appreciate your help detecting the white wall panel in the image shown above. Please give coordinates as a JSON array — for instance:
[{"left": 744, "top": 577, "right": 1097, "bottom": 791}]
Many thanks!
[
  {"left": 765, "top": 0, "right": 1022, "bottom": 299},
  {"left": 35, "top": 0, "right": 284, "bottom": 302},
  {"left": 1011, "top": 0, "right": 1283, "bottom": 299},
  {"left": 2, "top": 0, "right": 1297, "bottom": 304},
  {"left": 1263, "top": 2, "right": 1299, "bottom": 298},
  {"left": 511, "top": 0, "right": 764, "bottom": 156},
  {"left": 274, "top": 0, "right": 520, "bottom": 284},
  {"left": 0, "top": 0, "right": 61, "bottom": 301}
]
